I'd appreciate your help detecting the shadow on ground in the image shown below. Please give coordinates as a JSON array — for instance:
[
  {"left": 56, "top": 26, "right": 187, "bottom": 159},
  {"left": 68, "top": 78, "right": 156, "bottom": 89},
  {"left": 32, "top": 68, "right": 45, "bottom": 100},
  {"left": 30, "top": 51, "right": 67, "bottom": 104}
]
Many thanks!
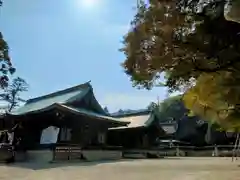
[
  {"left": 0, "top": 159, "right": 141, "bottom": 170},
  {"left": 0, "top": 157, "right": 184, "bottom": 170}
]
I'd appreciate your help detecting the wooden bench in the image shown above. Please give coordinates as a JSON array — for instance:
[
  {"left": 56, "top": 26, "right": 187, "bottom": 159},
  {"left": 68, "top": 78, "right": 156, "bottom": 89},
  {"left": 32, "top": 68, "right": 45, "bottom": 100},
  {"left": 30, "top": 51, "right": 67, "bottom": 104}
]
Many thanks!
[{"left": 53, "top": 146, "right": 84, "bottom": 161}]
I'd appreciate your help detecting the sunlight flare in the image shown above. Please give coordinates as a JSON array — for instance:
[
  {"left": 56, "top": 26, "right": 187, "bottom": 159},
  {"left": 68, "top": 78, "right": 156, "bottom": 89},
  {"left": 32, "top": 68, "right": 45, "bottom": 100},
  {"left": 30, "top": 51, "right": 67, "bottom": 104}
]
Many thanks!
[{"left": 79, "top": 0, "right": 100, "bottom": 9}]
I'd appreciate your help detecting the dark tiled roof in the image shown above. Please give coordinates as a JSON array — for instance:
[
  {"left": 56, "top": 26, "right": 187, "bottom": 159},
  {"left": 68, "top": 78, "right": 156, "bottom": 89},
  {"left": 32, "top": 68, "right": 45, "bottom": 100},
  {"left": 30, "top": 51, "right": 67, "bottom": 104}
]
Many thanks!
[
  {"left": 10, "top": 81, "right": 91, "bottom": 115},
  {"left": 26, "top": 82, "right": 91, "bottom": 104}
]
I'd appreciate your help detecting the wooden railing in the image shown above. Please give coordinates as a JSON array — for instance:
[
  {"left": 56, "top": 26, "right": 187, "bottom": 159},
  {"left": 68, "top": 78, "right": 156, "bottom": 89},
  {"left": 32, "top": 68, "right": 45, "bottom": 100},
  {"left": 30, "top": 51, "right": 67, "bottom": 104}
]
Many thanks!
[
  {"left": 122, "top": 145, "right": 239, "bottom": 157},
  {"left": 52, "top": 144, "right": 239, "bottom": 161}
]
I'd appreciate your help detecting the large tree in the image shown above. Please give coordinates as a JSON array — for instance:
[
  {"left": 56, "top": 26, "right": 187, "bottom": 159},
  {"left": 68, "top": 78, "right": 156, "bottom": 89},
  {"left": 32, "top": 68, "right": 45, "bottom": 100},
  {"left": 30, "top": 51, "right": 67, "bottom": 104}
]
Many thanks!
[
  {"left": 0, "top": 1, "right": 15, "bottom": 88},
  {"left": 121, "top": 0, "right": 240, "bottom": 130},
  {"left": 0, "top": 1, "right": 27, "bottom": 113}
]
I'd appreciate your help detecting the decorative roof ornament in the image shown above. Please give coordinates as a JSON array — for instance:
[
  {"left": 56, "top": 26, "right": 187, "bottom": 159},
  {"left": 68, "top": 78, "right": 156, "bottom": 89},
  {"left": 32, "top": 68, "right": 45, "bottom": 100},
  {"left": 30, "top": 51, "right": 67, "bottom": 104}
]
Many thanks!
[{"left": 56, "top": 111, "right": 64, "bottom": 119}]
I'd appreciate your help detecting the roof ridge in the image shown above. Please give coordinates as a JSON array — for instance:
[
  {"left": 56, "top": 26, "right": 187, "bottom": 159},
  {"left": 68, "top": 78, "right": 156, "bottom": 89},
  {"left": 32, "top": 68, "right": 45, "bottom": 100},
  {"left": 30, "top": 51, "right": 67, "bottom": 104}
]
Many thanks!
[
  {"left": 26, "top": 81, "right": 92, "bottom": 104},
  {"left": 111, "top": 109, "right": 151, "bottom": 117}
]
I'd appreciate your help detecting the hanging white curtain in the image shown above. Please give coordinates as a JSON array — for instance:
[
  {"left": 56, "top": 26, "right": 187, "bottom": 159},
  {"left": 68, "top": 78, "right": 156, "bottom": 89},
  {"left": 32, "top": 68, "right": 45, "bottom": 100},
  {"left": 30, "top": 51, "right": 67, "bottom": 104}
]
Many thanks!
[{"left": 40, "top": 126, "right": 60, "bottom": 144}]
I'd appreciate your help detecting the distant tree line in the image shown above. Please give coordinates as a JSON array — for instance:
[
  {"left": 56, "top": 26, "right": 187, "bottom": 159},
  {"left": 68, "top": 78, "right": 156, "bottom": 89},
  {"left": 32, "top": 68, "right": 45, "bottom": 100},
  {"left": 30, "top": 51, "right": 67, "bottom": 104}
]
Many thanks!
[
  {"left": 147, "top": 95, "right": 187, "bottom": 123},
  {"left": 148, "top": 95, "right": 235, "bottom": 146}
]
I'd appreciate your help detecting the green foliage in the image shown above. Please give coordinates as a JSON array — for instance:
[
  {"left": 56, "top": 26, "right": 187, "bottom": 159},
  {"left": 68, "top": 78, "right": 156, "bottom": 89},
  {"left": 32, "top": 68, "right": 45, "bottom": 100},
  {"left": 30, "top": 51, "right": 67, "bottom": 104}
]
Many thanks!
[
  {"left": 0, "top": 1, "right": 27, "bottom": 113},
  {"left": 122, "top": 0, "right": 240, "bottom": 91},
  {"left": 121, "top": 0, "right": 240, "bottom": 129},
  {"left": 0, "top": 33, "right": 15, "bottom": 88},
  {"left": 0, "top": 2, "right": 16, "bottom": 88},
  {"left": 0, "top": 77, "right": 28, "bottom": 112},
  {"left": 147, "top": 102, "right": 158, "bottom": 110},
  {"left": 148, "top": 95, "right": 187, "bottom": 122}
]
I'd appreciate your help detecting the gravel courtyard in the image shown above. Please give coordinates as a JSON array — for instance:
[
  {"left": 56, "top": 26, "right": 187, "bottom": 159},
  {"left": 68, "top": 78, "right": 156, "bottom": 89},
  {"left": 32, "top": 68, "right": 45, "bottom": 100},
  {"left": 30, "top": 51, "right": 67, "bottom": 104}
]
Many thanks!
[{"left": 0, "top": 157, "right": 239, "bottom": 180}]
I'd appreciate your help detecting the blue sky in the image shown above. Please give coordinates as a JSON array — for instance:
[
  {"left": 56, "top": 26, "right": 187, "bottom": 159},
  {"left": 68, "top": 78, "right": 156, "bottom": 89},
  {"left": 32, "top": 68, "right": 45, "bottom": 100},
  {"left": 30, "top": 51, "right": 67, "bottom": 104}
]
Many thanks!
[{"left": 1, "top": 0, "right": 168, "bottom": 112}]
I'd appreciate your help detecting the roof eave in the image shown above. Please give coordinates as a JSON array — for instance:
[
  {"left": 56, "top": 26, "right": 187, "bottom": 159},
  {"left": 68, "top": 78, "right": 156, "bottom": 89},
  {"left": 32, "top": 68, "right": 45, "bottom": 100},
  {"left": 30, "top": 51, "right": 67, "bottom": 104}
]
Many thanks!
[
  {"left": 7, "top": 103, "right": 129, "bottom": 126},
  {"left": 59, "top": 105, "right": 129, "bottom": 125},
  {"left": 108, "top": 125, "right": 146, "bottom": 131}
]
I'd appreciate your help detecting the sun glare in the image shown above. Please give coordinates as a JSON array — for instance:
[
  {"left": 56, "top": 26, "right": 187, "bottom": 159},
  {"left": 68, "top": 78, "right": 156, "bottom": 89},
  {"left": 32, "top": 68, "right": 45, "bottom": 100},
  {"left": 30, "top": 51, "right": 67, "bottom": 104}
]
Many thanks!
[{"left": 79, "top": 0, "right": 99, "bottom": 9}]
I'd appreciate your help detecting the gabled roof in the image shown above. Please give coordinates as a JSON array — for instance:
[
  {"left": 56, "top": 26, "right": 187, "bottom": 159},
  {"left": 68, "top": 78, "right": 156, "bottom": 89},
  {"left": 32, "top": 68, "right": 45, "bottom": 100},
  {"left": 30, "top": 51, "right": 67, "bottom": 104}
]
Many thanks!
[
  {"left": 10, "top": 82, "right": 91, "bottom": 115},
  {"left": 9, "top": 81, "right": 106, "bottom": 116},
  {"left": 109, "top": 110, "right": 156, "bottom": 130}
]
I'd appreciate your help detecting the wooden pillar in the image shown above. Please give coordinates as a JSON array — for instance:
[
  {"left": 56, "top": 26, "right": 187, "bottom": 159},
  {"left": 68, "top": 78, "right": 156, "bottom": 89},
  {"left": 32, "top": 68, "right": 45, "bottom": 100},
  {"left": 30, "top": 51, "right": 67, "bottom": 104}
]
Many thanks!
[{"left": 142, "top": 134, "right": 149, "bottom": 148}]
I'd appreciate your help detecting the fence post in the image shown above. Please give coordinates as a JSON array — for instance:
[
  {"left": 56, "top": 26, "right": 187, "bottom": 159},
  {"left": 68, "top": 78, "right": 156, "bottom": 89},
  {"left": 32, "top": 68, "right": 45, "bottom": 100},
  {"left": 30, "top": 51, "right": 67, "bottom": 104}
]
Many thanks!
[
  {"left": 68, "top": 147, "right": 70, "bottom": 160},
  {"left": 52, "top": 146, "right": 56, "bottom": 162},
  {"left": 214, "top": 145, "right": 219, "bottom": 157},
  {"left": 176, "top": 146, "right": 180, "bottom": 156}
]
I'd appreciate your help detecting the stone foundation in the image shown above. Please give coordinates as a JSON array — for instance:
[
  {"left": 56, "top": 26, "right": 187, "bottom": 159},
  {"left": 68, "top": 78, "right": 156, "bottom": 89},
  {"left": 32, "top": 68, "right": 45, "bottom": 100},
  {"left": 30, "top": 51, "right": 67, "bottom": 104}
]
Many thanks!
[
  {"left": 27, "top": 150, "right": 53, "bottom": 163},
  {"left": 184, "top": 150, "right": 214, "bottom": 157},
  {"left": 82, "top": 150, "right": 122, "bottom": 161},
  {"left": 15, "top": 151, "right": 27, "bottom": 162},
  {"left": 123, "top": 153, "right": 147, "bottom": 159},
  {"left": 0, "top": 150, "right": 12, "bottom": 162},
  {"left": 25, "top": 150, "right": 122, "bottom": 163}
]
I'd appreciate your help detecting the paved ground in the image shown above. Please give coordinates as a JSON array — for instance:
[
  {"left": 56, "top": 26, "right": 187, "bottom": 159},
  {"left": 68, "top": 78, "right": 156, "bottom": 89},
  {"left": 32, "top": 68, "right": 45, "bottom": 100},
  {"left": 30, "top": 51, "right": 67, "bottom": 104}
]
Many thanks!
[{"left": 0, "top": 157, "right": 239, "bottom": 180}]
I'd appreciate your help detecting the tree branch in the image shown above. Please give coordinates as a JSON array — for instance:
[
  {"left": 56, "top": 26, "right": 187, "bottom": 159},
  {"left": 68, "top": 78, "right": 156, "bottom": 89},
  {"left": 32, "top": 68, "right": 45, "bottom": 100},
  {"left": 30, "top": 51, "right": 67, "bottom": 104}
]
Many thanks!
[{"left": 193, "top": 57, "right": 240, "bottom": 73}]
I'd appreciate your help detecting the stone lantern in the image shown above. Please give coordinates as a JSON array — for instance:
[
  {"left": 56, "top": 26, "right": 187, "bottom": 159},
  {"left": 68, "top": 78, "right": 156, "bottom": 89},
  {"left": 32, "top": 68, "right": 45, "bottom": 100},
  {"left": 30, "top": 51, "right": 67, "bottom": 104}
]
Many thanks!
[{"left": 225, "top": 0, "right": 240, "bottom": 23}]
